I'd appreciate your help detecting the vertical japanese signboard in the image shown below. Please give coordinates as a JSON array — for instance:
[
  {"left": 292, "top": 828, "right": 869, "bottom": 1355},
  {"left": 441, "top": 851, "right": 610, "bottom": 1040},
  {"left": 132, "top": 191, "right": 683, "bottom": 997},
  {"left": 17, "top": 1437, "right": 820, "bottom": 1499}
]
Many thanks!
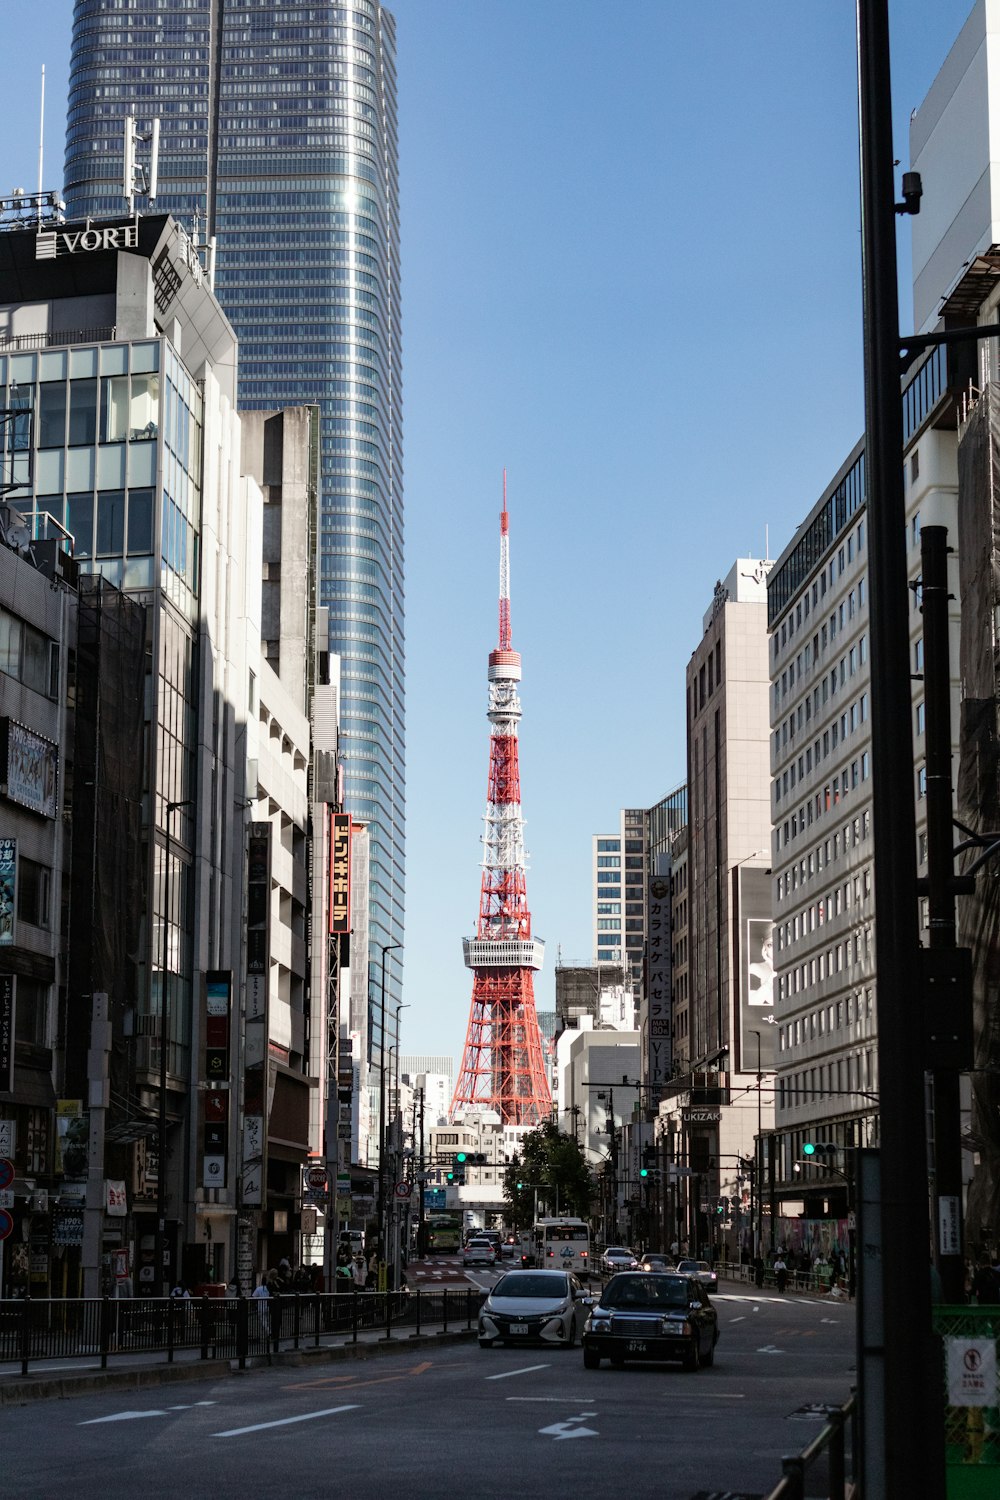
[
  {"left": 646, "top": 857, "right": 672, "bottom": 1087},
  {"left": 329, "top": 813, "right": 352, "bottom": 934},
  {"left": 241, "top": 825, "right": 270, "bottom": 1207},
  {"left": 203, "top": 971, "right": 231, "bottom": 1188},
  {"left": 0, "top": 974, "right": 14, "bottom": 1093},
  {"left": 0, "top": 838, "right": 15, "bottom": 945}
]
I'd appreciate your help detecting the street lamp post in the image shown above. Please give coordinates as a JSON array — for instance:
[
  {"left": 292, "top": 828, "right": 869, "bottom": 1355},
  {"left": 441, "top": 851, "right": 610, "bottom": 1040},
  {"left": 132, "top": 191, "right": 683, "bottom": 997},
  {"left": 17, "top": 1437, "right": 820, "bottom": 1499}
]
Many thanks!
[
  {"left": 375, "top": 941, "right": 402, "bottom": 1284},
  {"left": 157, "top": 797, "right": 191, "bottom": 1298}
]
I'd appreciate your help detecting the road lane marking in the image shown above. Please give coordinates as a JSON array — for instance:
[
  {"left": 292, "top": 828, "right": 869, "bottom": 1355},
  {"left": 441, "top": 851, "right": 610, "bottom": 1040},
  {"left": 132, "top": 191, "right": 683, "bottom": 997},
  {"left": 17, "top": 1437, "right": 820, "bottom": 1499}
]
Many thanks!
[
  {"left": 211, "top": 1405, "right": 360, "bottom": 1437},
  {"left": 729, "top": 1316, "right": 746, "bottom": 1323},
  {"left": 485, "top": 1363, "right": 550, "bottom": 1381},
  {"left": 756, "top": 1344, "right": 784, "bottom": 1354},
  {"left": 80, "top": 1410, "right": 170, "bottom": 1425}
]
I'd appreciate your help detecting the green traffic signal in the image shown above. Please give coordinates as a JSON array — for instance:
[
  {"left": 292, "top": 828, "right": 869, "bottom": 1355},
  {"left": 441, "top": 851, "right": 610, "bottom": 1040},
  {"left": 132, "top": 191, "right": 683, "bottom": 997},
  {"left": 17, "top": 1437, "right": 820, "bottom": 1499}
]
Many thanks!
[
  {"left": 802, "top": 1142, "right": 816, "bottom": 1156},
  {"left": 639, "top": 1168, "right": 649, "bottom": 1178},
  {"left": 516, "top": 1180, "right": 524, "bottom": 1189},
  {"left": 456, "top": 1151, "right": 467, "bottom": 1163}
]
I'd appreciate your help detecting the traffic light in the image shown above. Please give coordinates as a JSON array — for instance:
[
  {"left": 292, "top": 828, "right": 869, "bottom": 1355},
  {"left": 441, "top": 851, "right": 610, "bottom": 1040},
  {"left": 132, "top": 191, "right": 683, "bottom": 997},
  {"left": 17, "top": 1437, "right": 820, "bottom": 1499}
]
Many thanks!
[
  {"left": 456, "top": 1151, "right": 467, "bottom": 1164},
  {"left": 639, "top": 1167, "right": 649, "bottom": 1179},
  {"left": 466, "top": 1153, "right": 487, "bottom": 1165},
  {"left": 803, "top": 1141, "right": 838, "bottom": 1159},
  {"left": 716, "top": 1197, "right": 729, "bottom": 1217}
]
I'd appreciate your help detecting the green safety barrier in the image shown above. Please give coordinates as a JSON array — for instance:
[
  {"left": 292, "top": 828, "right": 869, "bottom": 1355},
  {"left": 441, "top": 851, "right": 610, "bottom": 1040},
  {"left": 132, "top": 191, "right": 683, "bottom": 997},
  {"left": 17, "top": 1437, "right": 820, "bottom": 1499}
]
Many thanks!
[{"left": 933, "top": 1304, "right": 1000, "bottom": 1497}]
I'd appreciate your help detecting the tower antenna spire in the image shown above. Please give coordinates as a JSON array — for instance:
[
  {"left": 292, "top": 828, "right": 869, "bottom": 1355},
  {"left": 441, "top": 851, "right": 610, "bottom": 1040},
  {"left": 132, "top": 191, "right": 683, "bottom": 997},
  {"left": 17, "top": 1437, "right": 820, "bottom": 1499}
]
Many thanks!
[{"left": 451, "top": 480, "right": 550, "bottom": 1125}]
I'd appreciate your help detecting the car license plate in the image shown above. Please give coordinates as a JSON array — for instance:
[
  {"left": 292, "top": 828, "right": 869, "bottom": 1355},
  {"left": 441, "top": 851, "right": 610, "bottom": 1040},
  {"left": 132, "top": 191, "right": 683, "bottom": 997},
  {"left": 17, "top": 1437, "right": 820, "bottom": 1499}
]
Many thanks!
[
  {"left": 510, "top": 1323, "right": 529, "bottom": 1334},
  {"left": 626, "top": 1339, "right": 647, "bottom": 1352}
]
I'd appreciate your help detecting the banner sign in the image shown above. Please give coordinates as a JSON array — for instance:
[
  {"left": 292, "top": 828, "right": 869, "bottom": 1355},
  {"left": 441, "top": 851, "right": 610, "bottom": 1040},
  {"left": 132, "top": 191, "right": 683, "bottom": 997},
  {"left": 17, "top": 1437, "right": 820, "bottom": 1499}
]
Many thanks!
[
  {"left": 329, "top": 813, "right": 352, "bottom": 934},
  {"left": 0, "top": 838, "right": 15, "bottom": 945},
  {"left": 203, "top": 972, "right": 231, "bottom": 1188},
  {"left": 0, "top": 719, "right": 58, "bottom": 818},
  {"left": 242, "top": 827, "right": 270, "bottom": 1207},
  {"left": 736, "top": 865, "right": 777, "bottom": 1074}
]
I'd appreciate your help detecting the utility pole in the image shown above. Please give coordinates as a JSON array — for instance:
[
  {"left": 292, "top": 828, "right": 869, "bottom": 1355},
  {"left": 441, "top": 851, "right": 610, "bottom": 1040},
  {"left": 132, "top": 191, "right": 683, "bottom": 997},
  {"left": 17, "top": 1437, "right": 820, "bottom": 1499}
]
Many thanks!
[
  {"left": 416, "top": 1086, "right": 426, "bottom": 1256},
  {"left": 857, "top": 4, "right": 943, "bottom": 1491}
]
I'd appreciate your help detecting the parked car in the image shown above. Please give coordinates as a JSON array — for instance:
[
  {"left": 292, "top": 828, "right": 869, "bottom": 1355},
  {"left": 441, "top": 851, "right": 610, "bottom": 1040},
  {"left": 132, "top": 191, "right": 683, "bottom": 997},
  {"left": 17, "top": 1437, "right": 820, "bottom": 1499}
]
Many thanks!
[
  {"left": 638, "top": 1253, "right": 674, "bottom": 1273},
  {"left": 463, "top": 1238, "right": 499, "bottom": 1267},
  {"left": 676, "top": 1258, "right": 718, "bottom": 1291},
  {"left": 582, "top": 1271, "right": 719, "bottom": 1371},
  {"left": 600, "top": 1246, "right": 638, "bottom": 1275},
  {"left": 478, "top": 1269, "right": 593, "bottom": 1348}
]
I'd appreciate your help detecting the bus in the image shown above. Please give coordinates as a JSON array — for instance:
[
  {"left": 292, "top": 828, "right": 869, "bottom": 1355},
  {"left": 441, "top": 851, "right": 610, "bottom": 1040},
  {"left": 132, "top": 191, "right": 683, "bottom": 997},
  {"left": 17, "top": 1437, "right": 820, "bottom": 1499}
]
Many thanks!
[
  {"left": 533, "top": 1217, "right": 592, "bottom": 1278},
  {"left": 426, "top": 1213, "right": 463, "bottom": 1254}
]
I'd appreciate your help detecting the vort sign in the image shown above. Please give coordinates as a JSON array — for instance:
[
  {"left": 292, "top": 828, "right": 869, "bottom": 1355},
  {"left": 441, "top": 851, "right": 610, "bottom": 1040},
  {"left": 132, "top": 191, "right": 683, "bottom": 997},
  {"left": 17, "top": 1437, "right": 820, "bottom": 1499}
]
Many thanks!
[{"left": 36, "top": 224, "right": 139, "bottom": 260}]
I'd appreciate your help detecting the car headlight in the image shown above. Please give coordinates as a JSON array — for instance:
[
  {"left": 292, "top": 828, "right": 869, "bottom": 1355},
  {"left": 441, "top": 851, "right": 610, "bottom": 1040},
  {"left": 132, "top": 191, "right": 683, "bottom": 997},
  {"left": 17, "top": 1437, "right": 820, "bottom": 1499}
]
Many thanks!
[{"left": 589, "top": 1317, "right": 611, "bottom": 1333}]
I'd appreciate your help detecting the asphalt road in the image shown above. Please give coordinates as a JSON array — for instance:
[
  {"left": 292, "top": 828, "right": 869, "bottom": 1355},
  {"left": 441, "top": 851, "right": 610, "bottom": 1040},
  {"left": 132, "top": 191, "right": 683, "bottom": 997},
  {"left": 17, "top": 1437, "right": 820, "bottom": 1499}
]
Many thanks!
[{"left": 0, "top": 1284, "right": 855, "bottom": 1500}]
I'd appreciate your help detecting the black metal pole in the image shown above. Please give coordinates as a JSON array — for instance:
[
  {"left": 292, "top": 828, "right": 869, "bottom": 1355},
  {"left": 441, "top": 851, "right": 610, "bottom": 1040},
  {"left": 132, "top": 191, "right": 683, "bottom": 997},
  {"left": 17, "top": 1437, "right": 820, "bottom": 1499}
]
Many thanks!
[
  {"left": 921, "top": 525, "right": 966, "bottom": 1303},
  {"left": 856, "top": 3, "right": 943, "bottom": 1492}
]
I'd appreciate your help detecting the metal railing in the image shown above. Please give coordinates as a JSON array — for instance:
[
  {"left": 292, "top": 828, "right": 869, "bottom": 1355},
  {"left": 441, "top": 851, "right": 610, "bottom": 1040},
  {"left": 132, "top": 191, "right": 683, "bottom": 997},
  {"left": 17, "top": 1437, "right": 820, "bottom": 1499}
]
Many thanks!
[
  {"left": 0, "top": 1287, "right": 487, "bottom": 1377},
  {"left": 0, "top": 327, "right": 116, "bottom": 352},
  {"left": 762, "top": 1391, "right": 857, "bottom": 1500}
]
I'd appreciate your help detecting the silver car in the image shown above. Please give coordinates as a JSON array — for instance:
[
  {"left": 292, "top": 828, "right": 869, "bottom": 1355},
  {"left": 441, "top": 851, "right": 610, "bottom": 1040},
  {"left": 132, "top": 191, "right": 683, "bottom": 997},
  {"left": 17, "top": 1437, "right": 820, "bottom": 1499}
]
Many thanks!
[
  {"left": 478, "top": 1269, "right": 592, "bottom": 1348},
  {"left": 600, "top": 1246, "right": 638, "bottom": 1275},
  {"left": 676, "top": 1258, "right": 718, "bottom": 1290}
]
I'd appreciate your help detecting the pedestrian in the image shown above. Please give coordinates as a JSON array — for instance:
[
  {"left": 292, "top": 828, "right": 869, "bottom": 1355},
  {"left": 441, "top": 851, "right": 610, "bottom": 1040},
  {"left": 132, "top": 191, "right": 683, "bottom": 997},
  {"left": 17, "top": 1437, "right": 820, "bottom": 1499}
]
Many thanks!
[
  {"left": 774, "top": 1253, "right": 788, "bottom": 1294},
  {"left": 251, "top": 1273, "right": 272, "bottom": 1344},
  {"left": 335, "top": 1240, "right": 353, "bottom": 1291},
  {"left": 352, "top": 1252, "right": 368, "bottom": 1290},
  {"left": 753, "top": 1254, "right": 765, "bottom": 1289}
]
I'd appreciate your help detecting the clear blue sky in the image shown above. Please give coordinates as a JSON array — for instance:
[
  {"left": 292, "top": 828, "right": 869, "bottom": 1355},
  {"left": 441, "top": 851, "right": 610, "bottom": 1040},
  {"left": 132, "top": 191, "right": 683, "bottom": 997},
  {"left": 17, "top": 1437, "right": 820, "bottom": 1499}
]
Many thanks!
[{"left": 3, "top": 1, "right": 978, "bottom": 1066}]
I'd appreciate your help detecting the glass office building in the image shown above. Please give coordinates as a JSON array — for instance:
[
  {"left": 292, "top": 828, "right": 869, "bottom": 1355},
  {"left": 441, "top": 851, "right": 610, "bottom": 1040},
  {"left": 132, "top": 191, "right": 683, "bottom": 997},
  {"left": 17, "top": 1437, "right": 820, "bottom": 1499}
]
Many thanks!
[{"left": 64, "top": 1, "right": 405, "bottom": 1035}]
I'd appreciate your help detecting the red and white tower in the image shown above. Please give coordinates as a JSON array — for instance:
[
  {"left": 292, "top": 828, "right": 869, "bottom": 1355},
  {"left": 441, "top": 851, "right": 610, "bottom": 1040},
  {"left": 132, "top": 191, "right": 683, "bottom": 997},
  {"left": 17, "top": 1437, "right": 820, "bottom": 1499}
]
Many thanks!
[{"left": 451, "top": 479, "right": 551, "bottom": 1125}]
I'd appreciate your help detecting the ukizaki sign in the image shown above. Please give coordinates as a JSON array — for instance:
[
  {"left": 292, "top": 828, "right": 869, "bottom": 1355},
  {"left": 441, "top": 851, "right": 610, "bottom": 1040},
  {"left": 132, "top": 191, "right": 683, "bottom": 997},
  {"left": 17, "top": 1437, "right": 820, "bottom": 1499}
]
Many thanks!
[
  {"left": 36, "top": 222, "right": 138, "bottom": 260},
  {"left": 646, "top": 858, "right": 672, "bottom": 1086}
]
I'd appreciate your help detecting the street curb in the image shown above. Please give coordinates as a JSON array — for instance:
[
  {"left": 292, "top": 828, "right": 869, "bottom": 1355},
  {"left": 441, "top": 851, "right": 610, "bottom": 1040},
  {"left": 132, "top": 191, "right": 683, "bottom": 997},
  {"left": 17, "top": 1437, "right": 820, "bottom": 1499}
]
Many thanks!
[{"left": 0, "top": 1328, "right": 476, "bottom": 1406}]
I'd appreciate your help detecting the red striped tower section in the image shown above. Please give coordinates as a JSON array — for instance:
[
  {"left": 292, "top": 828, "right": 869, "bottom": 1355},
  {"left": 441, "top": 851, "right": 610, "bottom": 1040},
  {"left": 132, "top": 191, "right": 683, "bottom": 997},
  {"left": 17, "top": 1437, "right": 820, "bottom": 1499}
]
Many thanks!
[{"left": 451, "top": 479, "right": 551, "bottom": 1125}]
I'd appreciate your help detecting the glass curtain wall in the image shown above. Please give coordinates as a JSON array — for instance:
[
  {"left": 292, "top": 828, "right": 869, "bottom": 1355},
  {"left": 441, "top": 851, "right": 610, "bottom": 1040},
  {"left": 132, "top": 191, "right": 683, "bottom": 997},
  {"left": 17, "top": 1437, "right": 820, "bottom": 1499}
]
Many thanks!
[{"left": 64, "top": 1, "right": 406, "bottom": 1053}]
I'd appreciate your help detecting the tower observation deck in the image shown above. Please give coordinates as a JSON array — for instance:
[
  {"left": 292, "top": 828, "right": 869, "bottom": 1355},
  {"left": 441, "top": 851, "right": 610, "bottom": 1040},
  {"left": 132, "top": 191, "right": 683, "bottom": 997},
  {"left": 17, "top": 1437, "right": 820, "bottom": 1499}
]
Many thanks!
[{"left": 451, "top": 480, "right": 551, "bottom": 1124}]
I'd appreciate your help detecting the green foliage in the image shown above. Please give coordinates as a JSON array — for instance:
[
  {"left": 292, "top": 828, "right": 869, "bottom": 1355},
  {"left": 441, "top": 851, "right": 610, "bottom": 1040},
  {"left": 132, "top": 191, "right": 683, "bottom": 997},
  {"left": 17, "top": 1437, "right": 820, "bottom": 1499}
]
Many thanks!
[{"left": 503, "top": 1121, "right": 596, "bottom": 1227}]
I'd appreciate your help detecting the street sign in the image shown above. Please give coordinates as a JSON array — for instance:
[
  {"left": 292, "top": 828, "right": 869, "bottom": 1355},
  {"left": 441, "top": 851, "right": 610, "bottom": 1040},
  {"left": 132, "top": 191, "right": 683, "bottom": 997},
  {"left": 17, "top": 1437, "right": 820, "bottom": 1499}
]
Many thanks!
[
  {"left": 0, "top": 1208, "right": 12, "bottom": 1241},
  {"left": 0, "top": 1190, "right": 12, "bottom": 1209},
  {"left": 0, "top": 1158, "right": 13, "bottom": 1190},
  {"left": 0, "top": 1121, "right": 15, "bottom": 1158},
  {"left": 393, "top": 1180, "right": 412, "bottom": 1199},
  {"left": 305, "top": 1165, "right": 328, "bottom": 1191}
]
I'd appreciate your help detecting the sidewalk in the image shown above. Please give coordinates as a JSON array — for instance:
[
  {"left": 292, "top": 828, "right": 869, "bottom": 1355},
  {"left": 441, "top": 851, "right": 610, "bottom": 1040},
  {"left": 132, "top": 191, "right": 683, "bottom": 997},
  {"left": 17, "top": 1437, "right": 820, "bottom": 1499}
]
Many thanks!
[{"left": 0, "top": 1316, "right": 478, "bottom": 1406}]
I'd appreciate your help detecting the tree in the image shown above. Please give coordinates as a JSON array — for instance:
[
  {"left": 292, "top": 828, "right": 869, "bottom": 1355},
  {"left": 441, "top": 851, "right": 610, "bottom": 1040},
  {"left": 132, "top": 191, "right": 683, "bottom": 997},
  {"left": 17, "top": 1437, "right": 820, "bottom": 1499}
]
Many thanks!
[{"left": 503, "top": 1121, "right": 595, "bottom": 1227}]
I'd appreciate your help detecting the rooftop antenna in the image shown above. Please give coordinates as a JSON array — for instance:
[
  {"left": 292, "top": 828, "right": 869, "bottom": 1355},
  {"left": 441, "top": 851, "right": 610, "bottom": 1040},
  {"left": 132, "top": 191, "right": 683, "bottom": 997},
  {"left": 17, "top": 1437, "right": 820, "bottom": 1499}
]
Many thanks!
[
  {"left": 36, "top": 66, "right": 44, "bottom": 224},
  {"left": 124, "top": 114, "right": 161, "bottom": 215}
]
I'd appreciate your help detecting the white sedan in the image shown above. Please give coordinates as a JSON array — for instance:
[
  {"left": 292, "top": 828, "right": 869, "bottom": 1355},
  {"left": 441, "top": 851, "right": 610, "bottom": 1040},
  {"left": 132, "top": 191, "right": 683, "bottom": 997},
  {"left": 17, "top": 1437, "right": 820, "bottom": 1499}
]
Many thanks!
[{"left": 463, "top": 1238, "right": 498, "bottom": 1267}]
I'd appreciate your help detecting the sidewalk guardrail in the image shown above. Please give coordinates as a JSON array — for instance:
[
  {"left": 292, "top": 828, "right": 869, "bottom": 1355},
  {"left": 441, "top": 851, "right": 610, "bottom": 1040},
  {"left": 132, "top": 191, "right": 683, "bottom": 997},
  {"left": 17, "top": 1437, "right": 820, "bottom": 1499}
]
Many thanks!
[
  {"left": 762, "top": 1390, "right": 857, "bottom": 1500},
  {"left": 0, "top": 1287, "right": 488, "bottom": 1377}
]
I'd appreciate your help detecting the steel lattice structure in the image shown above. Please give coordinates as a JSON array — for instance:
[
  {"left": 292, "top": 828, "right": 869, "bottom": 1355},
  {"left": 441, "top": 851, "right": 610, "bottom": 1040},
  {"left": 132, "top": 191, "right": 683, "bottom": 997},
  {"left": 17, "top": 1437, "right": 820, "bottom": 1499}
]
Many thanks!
[{"left": 451, "top": 481, "right": 551, "bottom": 1124}]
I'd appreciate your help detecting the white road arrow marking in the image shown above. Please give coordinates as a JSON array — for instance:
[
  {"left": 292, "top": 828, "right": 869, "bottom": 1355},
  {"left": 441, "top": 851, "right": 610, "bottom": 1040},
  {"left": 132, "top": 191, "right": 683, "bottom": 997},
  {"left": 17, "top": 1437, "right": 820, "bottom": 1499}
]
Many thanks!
[
  {"left": 539, "top": 1418, "right": 598, "bottom": 1441},
  {"left": 539, "top": 1411, "right": 599, "bottom": 1441},
  {"left": 757, "top": 1344, "right": 783, "bottom": 1355},
  {"left": 821, "top": 1318, "right": 840, "bottom": 1325}
]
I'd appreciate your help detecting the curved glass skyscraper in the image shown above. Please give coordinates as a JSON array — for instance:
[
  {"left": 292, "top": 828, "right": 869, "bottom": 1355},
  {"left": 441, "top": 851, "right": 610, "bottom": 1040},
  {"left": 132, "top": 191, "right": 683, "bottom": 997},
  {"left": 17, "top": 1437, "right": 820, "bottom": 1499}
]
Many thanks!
[{"left": 64, "top": 1, "right": 405, "bottom": 1028}]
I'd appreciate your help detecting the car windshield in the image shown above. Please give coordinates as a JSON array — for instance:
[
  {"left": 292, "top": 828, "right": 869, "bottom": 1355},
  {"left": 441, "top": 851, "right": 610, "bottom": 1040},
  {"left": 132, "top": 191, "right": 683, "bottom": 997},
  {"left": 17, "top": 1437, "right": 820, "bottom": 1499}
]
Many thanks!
[
  {"left": 602, "top": 1275, "right": 691, "bottom": 1310},
  {"left": 678, "top": 1260, "right": 708, "bottom": 1272},
  {"left": 494, "top": 1274, "right": 569, "bottom": 1299},
  {"left": 606, "top": 1248, "right": 631, "bottom": 1257}
]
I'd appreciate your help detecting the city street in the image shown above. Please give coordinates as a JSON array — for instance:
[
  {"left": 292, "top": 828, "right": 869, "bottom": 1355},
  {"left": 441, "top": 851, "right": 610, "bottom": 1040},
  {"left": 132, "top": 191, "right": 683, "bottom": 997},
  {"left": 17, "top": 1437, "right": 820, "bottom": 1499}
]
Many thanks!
[{"left": 1, "top": 1286, "right": 855, "bottom": 1500}]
